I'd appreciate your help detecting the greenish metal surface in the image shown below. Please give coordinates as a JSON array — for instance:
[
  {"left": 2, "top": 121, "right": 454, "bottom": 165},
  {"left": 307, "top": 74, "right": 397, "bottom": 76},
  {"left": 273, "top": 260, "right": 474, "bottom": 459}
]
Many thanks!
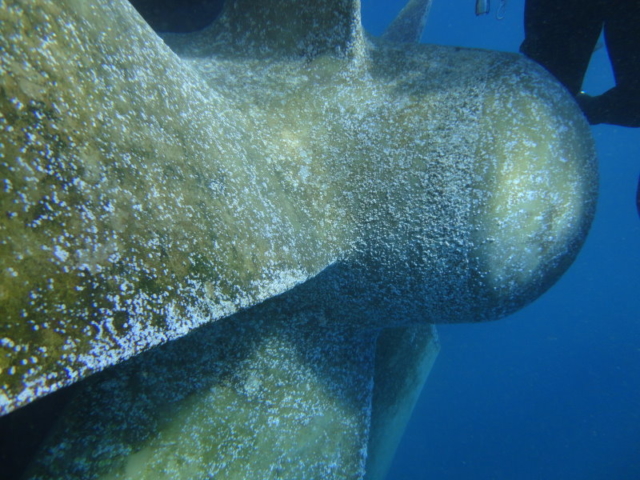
[
  {"left": 1, "top": 0, "right": 595, "bottom": 446},
  {"left": 0, "top": 0, "right": 599, "bottom": 477}
]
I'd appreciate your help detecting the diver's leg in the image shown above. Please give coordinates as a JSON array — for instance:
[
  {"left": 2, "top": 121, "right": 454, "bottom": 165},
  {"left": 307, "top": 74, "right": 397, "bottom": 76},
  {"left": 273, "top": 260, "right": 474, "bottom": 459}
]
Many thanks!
[
  {"left": 580, "top": 0, "right": 640, "bottom": 127},
  {"left": 520, "top": 0, "right": 603, "bottom": 96}
]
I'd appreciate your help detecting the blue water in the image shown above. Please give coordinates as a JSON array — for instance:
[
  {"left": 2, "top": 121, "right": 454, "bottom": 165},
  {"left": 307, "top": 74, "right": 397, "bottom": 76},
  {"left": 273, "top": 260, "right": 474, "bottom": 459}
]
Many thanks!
[{"left": 363, "top": 1, "right": 640, "bottom": 479}]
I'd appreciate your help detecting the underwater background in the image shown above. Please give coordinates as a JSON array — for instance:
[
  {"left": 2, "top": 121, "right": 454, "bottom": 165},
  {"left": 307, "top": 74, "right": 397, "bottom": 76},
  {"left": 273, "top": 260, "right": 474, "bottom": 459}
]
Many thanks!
[{"left": 363, "top": 1, "right": 640, "bottom": 479}]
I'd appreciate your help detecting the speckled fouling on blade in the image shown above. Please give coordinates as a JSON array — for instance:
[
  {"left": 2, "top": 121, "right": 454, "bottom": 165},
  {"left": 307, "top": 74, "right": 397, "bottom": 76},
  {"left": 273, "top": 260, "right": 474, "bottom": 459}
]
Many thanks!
[{"left": 0, "top": 0, "right": 346, "bottom": 414}]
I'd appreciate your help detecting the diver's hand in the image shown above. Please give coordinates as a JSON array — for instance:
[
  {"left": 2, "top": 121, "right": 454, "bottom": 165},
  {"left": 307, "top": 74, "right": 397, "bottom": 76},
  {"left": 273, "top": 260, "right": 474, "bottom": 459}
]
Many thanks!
[
  {"left": 576, "top": 92, "right": 603, "bottom": 125},
  {"left": 576, "top": 89, "right": 640, "bottom": 127}
]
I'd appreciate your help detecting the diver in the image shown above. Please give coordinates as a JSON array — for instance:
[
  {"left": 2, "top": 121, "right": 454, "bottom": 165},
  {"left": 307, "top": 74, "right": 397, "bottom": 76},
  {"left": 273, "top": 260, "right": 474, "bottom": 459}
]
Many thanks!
[
  {"left": 520, "top": 0, "right": 640, "bottom": 128},
  {"left": 518, "top": 0, "right": 640, "bottom": 218}
]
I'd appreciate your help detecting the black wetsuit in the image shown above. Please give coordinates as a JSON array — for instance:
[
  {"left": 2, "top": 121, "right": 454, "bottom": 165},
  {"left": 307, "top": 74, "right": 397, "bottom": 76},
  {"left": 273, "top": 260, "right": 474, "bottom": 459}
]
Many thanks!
[{"left": 521, "top": 0, "right": 640, "bottom": 128}]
